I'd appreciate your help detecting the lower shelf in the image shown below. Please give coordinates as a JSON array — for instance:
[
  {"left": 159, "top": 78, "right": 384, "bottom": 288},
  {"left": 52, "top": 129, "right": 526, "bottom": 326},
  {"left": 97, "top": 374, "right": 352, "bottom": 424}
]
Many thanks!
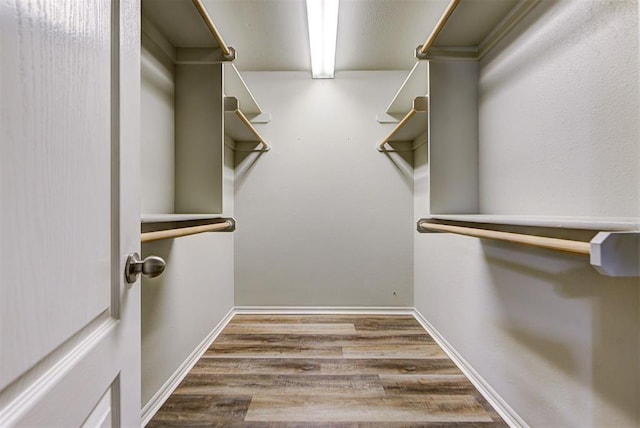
[
  {"left": 141, "top": 217, "right": 236, "bottom": 243},
  {"left": 142, "top": 214, "right": 224, "bottom": 223},
  {"left": 418, "top": 217, "right": 640, "bottom": 277},
  {"left": 427, "top": 215, "right": 640, "bottom": 231}
]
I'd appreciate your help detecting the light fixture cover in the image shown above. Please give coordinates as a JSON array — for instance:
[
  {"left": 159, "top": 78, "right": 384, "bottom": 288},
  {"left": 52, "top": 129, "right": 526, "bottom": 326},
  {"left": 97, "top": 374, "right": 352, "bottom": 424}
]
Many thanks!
[{"left": 306, "top": 0, "right": 339, "bottom": 79}]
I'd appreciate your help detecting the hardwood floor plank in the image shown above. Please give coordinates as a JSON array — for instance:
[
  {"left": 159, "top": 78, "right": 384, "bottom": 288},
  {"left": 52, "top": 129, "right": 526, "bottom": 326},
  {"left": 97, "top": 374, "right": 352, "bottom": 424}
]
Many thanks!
[
  {"left": 353, "top": 318, "right": 424, "bottom": 332},
  {"left": 190, "top": 357, "right": 462, "bottom": 376},
  {"left": 147, "top": 394, "right": 251, "bottom": 425},
  {"left": 223, "top": 323, "right": 357, "bottom": 335},
  {"left": 320, "top": 359, "right": 463, "bottom": 376},
  {"left": 244, "top": 395, "right": 494, "bottom": 423},
  {"left": 380, "top": 374, "right": 478, "bottom": 395},
  {"left": 190, "top": 358, "right": 323, "bottom": 375},
  {"left": 354, "top": 423, "right": 505, "bottom": 428},
  {"left": 205, "top": 343, "right": 343, "bottom": 359},
  {"left": 173, "top": 374, "right": 386, "bottom": 397},
  {"left": 343, "top": 344, "right": 447, "bottom": 359},
  {"left": 214, "top": 333, "right": 435, "bottom": 346},
  {"left": 339, "top": 329, "right": 434, "bottom": 337}
]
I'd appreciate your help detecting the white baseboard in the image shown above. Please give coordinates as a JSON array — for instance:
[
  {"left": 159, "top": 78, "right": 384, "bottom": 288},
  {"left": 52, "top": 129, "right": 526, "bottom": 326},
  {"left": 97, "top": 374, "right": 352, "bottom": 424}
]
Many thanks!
[
  {"left": 140, "top": 308, "right": 236, "bottom": 426},
  {"left": 412, "top": 309, "right": 528, "bottom": 428},
  {"left": 233, "top": 306, "right": 415, "bottom": 315}
]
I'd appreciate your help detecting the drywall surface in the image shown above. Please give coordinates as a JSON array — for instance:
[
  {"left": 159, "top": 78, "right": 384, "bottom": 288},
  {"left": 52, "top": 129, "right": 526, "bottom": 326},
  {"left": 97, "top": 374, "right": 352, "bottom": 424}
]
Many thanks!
[
  {"left": 414, "top": 235, "right": 639, "bottom": 427},
  {"left": 223, "top": 137, "right": 235, "bottom": 216},
  {"left": 478, "top": 0, "right": 639, "bottom": 216},
  {"left": 141, "top": 233, "right": 233, "bottom": 407},
  {"left": 141, "top": 36, "right": 174, "bottom": 214},
  {"left": 175, "top": 63, "right": 224, "bottom": 214},
  {"left": 429, "top": 60, "right": 479, "bottom": 214},
  {"left": 235, "top": 71, "right": 413, "bottom": 306},
  {"left": 415, "top": 1, "right": 640, "bottom": 426}
]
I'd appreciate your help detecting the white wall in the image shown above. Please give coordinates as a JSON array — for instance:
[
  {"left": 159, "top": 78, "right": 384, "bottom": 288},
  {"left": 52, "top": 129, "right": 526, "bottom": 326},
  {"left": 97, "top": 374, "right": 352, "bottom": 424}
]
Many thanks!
[
  {"left": 478, "top": 0, "right": 639, "bottom": 216},
  {"left": 140, "top": 39, "right": 235, "bottom": 408},
  {"left": 141, "top": 233, "right": 234, "bottom": 407},
  {"left": 415, "top": 1, "right": 639, "bottom": 426},
  {"left": 141, "top": 35, "right": 174, "bottom": 214},
  {"left": 234, "top": 71, "right": 414, "bottom": 307}
]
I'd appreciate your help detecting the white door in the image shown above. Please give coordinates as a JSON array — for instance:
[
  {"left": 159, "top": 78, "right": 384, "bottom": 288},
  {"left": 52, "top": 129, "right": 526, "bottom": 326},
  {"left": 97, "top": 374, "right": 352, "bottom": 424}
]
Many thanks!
[{"left": 1, "top": 1, "right": 141, "bottom": 426}]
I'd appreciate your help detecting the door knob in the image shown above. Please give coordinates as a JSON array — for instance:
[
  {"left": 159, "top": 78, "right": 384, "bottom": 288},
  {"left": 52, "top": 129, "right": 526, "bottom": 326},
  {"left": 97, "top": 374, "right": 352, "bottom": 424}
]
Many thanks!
[{"left": 125, "top": 252, "right": 166, "bottom": 284}]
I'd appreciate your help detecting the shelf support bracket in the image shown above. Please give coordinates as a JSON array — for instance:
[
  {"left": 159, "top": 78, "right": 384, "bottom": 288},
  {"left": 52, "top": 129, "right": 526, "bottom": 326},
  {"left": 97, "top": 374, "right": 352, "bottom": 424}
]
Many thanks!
[{"left": 590, "top": 232, "right": 640, "bottom": 277}]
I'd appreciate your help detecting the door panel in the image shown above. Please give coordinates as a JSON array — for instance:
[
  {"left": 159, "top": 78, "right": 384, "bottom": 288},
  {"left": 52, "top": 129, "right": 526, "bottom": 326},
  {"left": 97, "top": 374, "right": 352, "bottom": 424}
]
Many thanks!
[
  {"left": 1, "top": 0, "right": 112, "bottom": 389},
  {"left": 0, "top": 0, "right": 140, "bottom": 426},
  {"left": 82, "top": 386, "right": 114, "bottom": 428}
]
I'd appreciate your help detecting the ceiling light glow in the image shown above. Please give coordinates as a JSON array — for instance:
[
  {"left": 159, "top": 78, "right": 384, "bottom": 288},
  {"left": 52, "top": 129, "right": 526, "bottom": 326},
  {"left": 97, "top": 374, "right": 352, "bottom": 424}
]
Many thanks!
[{"left": 306, "top": 0, "right": 339, "bottom": 79}]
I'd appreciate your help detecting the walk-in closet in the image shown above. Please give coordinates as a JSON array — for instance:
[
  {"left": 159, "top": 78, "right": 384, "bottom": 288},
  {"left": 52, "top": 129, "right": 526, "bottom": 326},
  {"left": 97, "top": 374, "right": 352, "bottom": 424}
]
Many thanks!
[{"left": 1, "top": 0, "right": 639, "bottom": 426}]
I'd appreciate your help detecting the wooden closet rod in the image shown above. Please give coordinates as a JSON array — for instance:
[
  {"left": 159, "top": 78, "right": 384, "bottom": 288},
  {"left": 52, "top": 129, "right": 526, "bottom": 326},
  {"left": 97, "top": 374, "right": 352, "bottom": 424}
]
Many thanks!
[
  {"left": 235, "top": 109, "right": 272, "bottom": 151},
  {"left": 418, "top": 0, "right": 461, "bottom": 56},
  {"left": 419, "top": 222, "right": 592, "bottom": 255},
  {"left": 192, "top": 0, "right": 232, "bottom": 58},
  {"left": 141, "top": 221, "right": 234, "bottom": 243}
]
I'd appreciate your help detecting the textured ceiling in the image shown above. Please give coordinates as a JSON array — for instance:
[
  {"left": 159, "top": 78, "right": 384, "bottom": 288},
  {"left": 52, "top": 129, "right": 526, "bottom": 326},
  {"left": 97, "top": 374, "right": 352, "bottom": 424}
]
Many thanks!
[
  {"left": 203, "top": 0, "right": 452, "bottom": 71},
  {"left": 145, "top": 0, "right": 520, "bottom": 72}
]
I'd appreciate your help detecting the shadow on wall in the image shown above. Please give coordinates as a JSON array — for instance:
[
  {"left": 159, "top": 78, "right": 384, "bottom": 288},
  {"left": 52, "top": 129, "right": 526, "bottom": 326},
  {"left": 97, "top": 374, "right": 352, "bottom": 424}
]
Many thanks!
[
  {"left": 234, "top": 147, "right": 267, "bottom": 192},
  {"left": 480, "top": 0, "right": 629, "bottom": 98},
  {"left": 482, "top": 240, "right": 639, "bottom": 425},
  {"left": 381, "top": 144, "right": 413, "bottom": 190},
  {"left": 141, "top": 239, "right": 174, "bottom": 338}
]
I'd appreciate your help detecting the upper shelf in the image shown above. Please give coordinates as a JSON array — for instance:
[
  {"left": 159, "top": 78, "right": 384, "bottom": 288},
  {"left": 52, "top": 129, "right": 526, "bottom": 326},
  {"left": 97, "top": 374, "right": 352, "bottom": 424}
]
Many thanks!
[
  {"left": 385, "top": 61, "right": 429, "bottom": 117},
  {"left": 142, "top": 0, "right": 223, "bottom": 50},
  {"left": 224, "top": 63, "right": 262, "bottom": 118},
  {"left": 377, "top": 97, "right": 427, "bottom": 151},
  {"left": 142, "top": 0, "right": 269, "bottom": 126},
  {"left": 224, "top": 97, "right": 271, "bottom": 151},
  {"left": 142, "top": 0, "right": 239, "bottom": 64}
]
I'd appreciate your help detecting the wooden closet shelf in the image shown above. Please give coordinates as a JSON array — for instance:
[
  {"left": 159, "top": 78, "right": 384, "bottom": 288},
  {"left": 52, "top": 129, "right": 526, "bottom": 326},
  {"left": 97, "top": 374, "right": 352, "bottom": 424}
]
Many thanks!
[
  {"left": 377, "top": 96, "right": 427, "bottom": 152},
  {"left": 385, "top": 62, "right": 428, "bottom": 116},
  {"left": 142, "top": 0, "right": 234, "bottom": 60},
  {"left": 224, "top": 63, "right": 262, "bottom": 116},
  {"left": 192, "top": 0, "right": 234, "bottom": 60},
  {"left": 425, "top": 215, "right": 640, "bottom": 231},
  {"left": 418, "top": 218, "right": 640, "bottom": 278},
  {"left": 416, "top": 0, "right": 461, "bottom": 59},
  {"left": 224, "top": 97, "right": 271, "bottom": 152}
]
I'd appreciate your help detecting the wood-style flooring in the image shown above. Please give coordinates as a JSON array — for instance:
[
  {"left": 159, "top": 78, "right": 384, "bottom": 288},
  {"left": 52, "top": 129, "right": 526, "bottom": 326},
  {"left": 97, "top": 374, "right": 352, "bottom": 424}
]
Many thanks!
[{"left": 147, "top": 314, "right": 507, "bottom": 427}]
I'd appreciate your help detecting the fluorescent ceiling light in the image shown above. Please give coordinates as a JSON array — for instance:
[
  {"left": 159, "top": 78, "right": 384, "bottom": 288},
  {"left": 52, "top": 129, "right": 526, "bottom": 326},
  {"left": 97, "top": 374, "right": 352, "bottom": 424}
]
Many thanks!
[{"left": 306, "top": 0, "right": 339, "bottom": 79}]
